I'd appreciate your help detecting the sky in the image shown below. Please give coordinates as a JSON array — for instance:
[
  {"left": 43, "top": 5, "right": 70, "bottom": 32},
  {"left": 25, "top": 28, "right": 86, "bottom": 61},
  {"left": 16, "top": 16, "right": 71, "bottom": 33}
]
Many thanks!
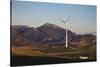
[{"left": 12, "top": 1, "right": 96, "bottom": 34}]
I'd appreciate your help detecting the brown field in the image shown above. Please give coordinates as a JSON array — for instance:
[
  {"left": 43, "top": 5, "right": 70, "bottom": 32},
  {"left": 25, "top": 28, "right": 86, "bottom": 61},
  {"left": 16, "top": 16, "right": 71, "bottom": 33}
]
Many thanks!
[{"left": 11, "top": 44, "right": 96, "bottom": 59}]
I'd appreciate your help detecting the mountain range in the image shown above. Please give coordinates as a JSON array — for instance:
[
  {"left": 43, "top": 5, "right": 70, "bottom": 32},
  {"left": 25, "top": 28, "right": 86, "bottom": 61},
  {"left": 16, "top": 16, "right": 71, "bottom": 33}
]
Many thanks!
[{"left": 11, "top": 23, "right": 96, "bottom": 47}]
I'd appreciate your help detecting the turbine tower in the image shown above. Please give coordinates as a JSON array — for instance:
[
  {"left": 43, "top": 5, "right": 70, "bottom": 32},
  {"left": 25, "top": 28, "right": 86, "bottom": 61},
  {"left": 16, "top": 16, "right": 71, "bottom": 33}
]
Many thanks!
[{"left": 60, "top": 16, "right": 71, "bottom": 47}]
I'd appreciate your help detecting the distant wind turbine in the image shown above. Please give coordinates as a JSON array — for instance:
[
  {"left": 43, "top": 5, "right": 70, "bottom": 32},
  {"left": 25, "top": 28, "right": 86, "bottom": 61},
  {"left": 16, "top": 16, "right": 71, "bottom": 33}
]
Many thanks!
[{"left": 60, "top": 16, "right": 71, "bottom": 48}]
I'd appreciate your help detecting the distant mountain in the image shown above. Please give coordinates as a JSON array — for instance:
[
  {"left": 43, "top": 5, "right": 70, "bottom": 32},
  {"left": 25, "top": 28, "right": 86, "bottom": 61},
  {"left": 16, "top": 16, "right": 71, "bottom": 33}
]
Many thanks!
[
  {"left": 11, "top": 25, "right": 46, "bottom": 46},
  {"left": 37, "top": 23, "right": 66, "bottom": 45},
  {"left": 11, "top": 23, "right": 66, "bottom": 46},
  {"left": 11, "top": 23, "right": 96, "bottom": 47}
]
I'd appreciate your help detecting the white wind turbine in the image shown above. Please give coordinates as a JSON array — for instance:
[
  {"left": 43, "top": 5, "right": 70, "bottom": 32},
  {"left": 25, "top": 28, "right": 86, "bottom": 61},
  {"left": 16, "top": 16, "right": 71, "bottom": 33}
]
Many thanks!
[{"left": 60, "top": 16, "right": 71, "bottom": 47}]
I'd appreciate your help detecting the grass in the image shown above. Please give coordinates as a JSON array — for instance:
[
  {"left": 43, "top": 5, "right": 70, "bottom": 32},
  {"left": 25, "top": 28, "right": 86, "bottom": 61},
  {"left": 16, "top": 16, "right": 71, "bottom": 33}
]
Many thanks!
[
  {"left": 11, "top": 44, "right": 96, "bottom": 66},
  {"left": 11, "top": 44, "right": 96, "bottom": 59}
]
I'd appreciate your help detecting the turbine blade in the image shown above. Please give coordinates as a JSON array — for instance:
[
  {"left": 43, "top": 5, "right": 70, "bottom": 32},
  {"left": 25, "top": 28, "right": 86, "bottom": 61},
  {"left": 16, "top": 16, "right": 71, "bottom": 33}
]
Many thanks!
[
  {"left": 60, "top": 20, "right": 66, "bottom": 23},
  {"left": 66, "top": 16, "right": 71, "bottom": 22}
]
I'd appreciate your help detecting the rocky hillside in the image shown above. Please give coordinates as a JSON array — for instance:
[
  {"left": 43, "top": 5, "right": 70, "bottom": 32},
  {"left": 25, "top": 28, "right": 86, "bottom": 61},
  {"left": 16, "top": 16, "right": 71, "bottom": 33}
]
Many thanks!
[{"left": 11, "top": 23, "right": 96, "bottom": 48}]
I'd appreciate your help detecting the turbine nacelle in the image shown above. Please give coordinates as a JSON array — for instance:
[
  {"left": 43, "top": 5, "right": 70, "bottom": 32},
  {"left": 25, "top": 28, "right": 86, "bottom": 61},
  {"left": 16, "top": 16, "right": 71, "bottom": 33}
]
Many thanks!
[{"left": 60, "top": 16, "right": 71, "bottom": 24}]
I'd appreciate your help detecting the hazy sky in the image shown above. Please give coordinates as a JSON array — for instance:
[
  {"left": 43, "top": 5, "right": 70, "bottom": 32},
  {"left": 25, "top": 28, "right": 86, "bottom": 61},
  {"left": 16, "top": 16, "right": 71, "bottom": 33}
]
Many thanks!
[{"left": 12, "top": 1, "right": 96, "bottom": 34}]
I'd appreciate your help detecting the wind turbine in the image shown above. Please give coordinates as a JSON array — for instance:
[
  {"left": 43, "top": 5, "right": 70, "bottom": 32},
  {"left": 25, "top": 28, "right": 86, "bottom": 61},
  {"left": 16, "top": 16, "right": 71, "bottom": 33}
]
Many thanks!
[{"left": 60, "top": 16, "right": 71, "bottom": 47}]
